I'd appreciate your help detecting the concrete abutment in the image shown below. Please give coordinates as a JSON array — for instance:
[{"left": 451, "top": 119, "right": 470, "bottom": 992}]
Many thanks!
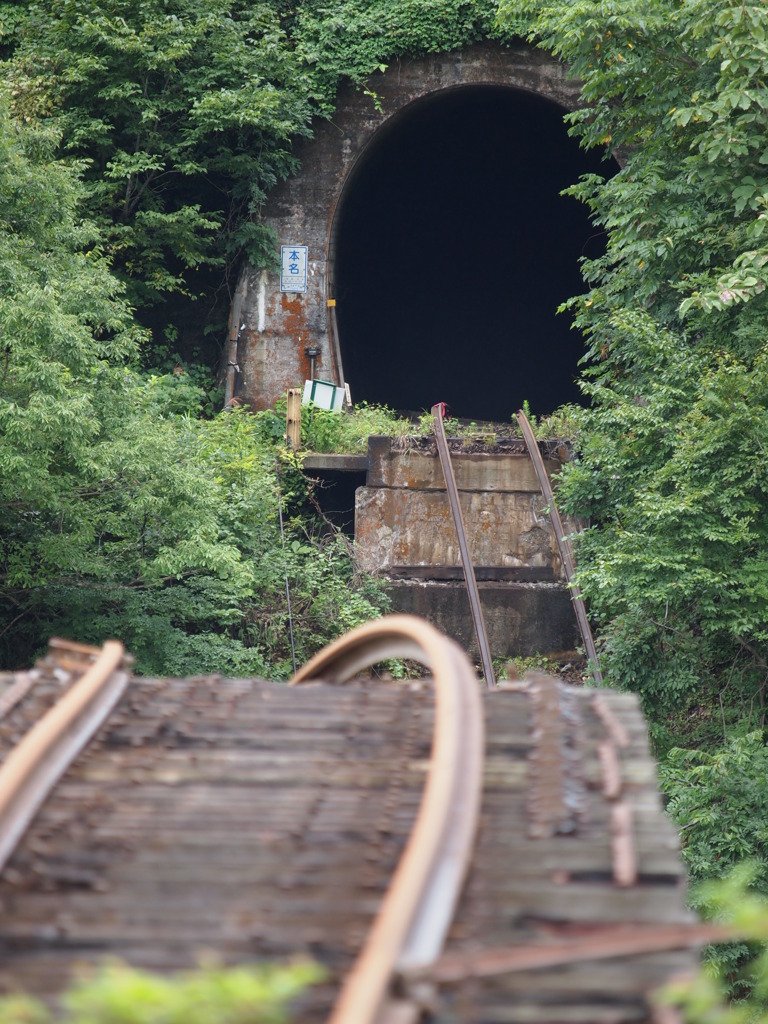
[{"left": 306, "top": 437, "right": 582, "bottom": 660}]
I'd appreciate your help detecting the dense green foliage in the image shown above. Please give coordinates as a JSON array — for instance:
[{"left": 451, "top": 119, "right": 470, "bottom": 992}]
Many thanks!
[
  {"left": 290, "top": 0, "right": 502, "bottom": 113},
  {"left": 497, "top": 0, "right": 768, "bottom": 741},
  {"left": 6, "top": 0, "right": 315, "bottom": 312},
  {"left": 0, "top": 100, "right": 387, "bottom": 676},
  {"left": 2, "top": 0, "right": 507, "bottom": 350},
  {"left": 495, "top": 0, "right": 768, "bottom": 1004},
  {"left": 0, "top": 959, "right": 324, "bottom": 1024},
  {"left": 659, "top": 868, "right": 768, "bottom": 1020},
  {"left": 662, "top": 735, "right": 768, "bottom": 896},
  {"left": 296, "top": 401, "right": 411, "bottom": 453}
]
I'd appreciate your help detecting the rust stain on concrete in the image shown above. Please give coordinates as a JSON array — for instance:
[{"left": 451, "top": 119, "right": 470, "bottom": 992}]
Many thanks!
[
  {"left": 354, "top": 440, "right": 576, "bottom": 577},
  {"left": 280, "top": 292, "right": 314, "bottom": 382}
]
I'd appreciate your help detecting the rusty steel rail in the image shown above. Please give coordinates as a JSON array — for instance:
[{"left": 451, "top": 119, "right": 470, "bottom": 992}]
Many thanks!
[
  {"left": 432, "top": 403, "right": 495, "bottom": 689},
  {"left": 0, "top": 639, "right": 128, "bottom": 875},
  {"left": 291, "top": 614, "right": 485, "bottom": 1024},
  {"left": 404, "top": 921, "right": 735, "bottom": 983},
  {"left": 515, "top": 409, "right": 603, "bottom": 684}
]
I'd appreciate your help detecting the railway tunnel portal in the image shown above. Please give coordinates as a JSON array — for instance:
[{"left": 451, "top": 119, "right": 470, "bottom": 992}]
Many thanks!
[
  {"left": 332, "top": 86, "right": 612, "bottom": 420},
  {"left": 226, "top": 44, "right": 619, "bottom": 658},
  {"left": 229, "top": 42, "right": 616, "bottom": 419}
]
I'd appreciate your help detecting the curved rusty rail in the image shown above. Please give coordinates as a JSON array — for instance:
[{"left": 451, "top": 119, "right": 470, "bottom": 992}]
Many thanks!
[
  {"left": 291, "top": 614, "right": 485, "bottom": 1024},
  {"left": 0, "top": 640, "right": 128, "bottom": 875}
]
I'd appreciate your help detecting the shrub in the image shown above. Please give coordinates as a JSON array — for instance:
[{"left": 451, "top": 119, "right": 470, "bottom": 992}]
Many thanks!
[{"left": 0, "top": 960, "right": 325, "bottom": 1024}]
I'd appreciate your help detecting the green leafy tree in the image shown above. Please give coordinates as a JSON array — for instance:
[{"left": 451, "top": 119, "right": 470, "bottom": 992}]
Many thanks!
[
  {"left": 6, "top": 0, "right": 315, "bottom": 312},
  {"left": 0, "top": 3, "right": 25, "bottom": 59},
  {"left": 4, "top": 0, "right": 518, "bottom": 355},
  {"left": 0, "top": 95, "right": 387, "bottom": 676},
  {"left": 0, "top": 92, "right": 141, "bottom": 635},
  {"left": 496, "top": 0, "right": 768, "bottom": 732}
]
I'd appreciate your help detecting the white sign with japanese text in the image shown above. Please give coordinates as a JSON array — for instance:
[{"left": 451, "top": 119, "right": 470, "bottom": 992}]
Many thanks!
[{"left": 280, "top": 245, "right": 308, "bottom": 293}]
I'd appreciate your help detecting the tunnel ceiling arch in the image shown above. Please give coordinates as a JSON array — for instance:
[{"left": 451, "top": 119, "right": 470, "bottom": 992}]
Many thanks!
[{"left": 232, "top": 43, "right": 614, "bottom": 419}]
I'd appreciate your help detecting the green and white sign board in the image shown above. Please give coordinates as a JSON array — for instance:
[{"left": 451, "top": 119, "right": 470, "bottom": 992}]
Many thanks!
[{"left": 302, "top": 378, "right": 345, "bottom": 411}]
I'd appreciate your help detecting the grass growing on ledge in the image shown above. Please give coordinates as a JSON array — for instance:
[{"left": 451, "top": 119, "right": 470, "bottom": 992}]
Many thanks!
[{"left": 259, "top": 398, "right": 582, "bottom": 455}]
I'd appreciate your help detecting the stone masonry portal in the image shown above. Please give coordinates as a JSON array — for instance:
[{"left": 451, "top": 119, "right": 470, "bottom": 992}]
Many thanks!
[{"left": 227, "top": 42, "right": 613, "bottom": 418}]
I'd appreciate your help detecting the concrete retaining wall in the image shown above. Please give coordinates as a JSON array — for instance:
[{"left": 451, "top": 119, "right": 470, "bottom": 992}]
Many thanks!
[
  {"left": 355, "top": 436, "right": 580, "bottom": 578},
  {"left": 387, "top": 579, "right": 579, "bottom": 660},
  {"left": 354, "top": 437, "right": 582, "bottom": 657}
]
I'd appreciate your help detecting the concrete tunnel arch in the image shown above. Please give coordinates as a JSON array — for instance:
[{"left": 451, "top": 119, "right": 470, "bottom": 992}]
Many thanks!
[
  {"left": 231, "top": 43, "right": 616, "bottom": 419},
  {"left": 328, "top": 85, "right": 614, "bottom": 421}
]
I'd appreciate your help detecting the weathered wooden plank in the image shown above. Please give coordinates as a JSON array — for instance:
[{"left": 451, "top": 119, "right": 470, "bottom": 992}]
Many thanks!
[{"left": 0, "top": 669, "right": 694, "bottom": 1023}]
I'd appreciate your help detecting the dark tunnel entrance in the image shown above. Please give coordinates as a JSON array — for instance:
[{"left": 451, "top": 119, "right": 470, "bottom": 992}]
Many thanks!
[{"left": 333, "top": 86, "right": 615, "bottom": 421}]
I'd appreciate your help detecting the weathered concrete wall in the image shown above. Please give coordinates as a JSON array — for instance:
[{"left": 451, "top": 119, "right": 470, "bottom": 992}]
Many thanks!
[
  {"left": 357, "top": 489, "right": 562, "bottom": 573},
  {"left": 366, "top": 436, "right": 559, "bottom": 492},
  {"left": 387, "top": 580, "right": 579, "bottom": 658},
  {"left": 355, "top": 437, "right": 580, "bottom": 577},
  {"left": 354, "top": 437, "right": 582, "bottom": 656},
  {"left": 230, "top": 43, "right": 581, "bottom": 409}
]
